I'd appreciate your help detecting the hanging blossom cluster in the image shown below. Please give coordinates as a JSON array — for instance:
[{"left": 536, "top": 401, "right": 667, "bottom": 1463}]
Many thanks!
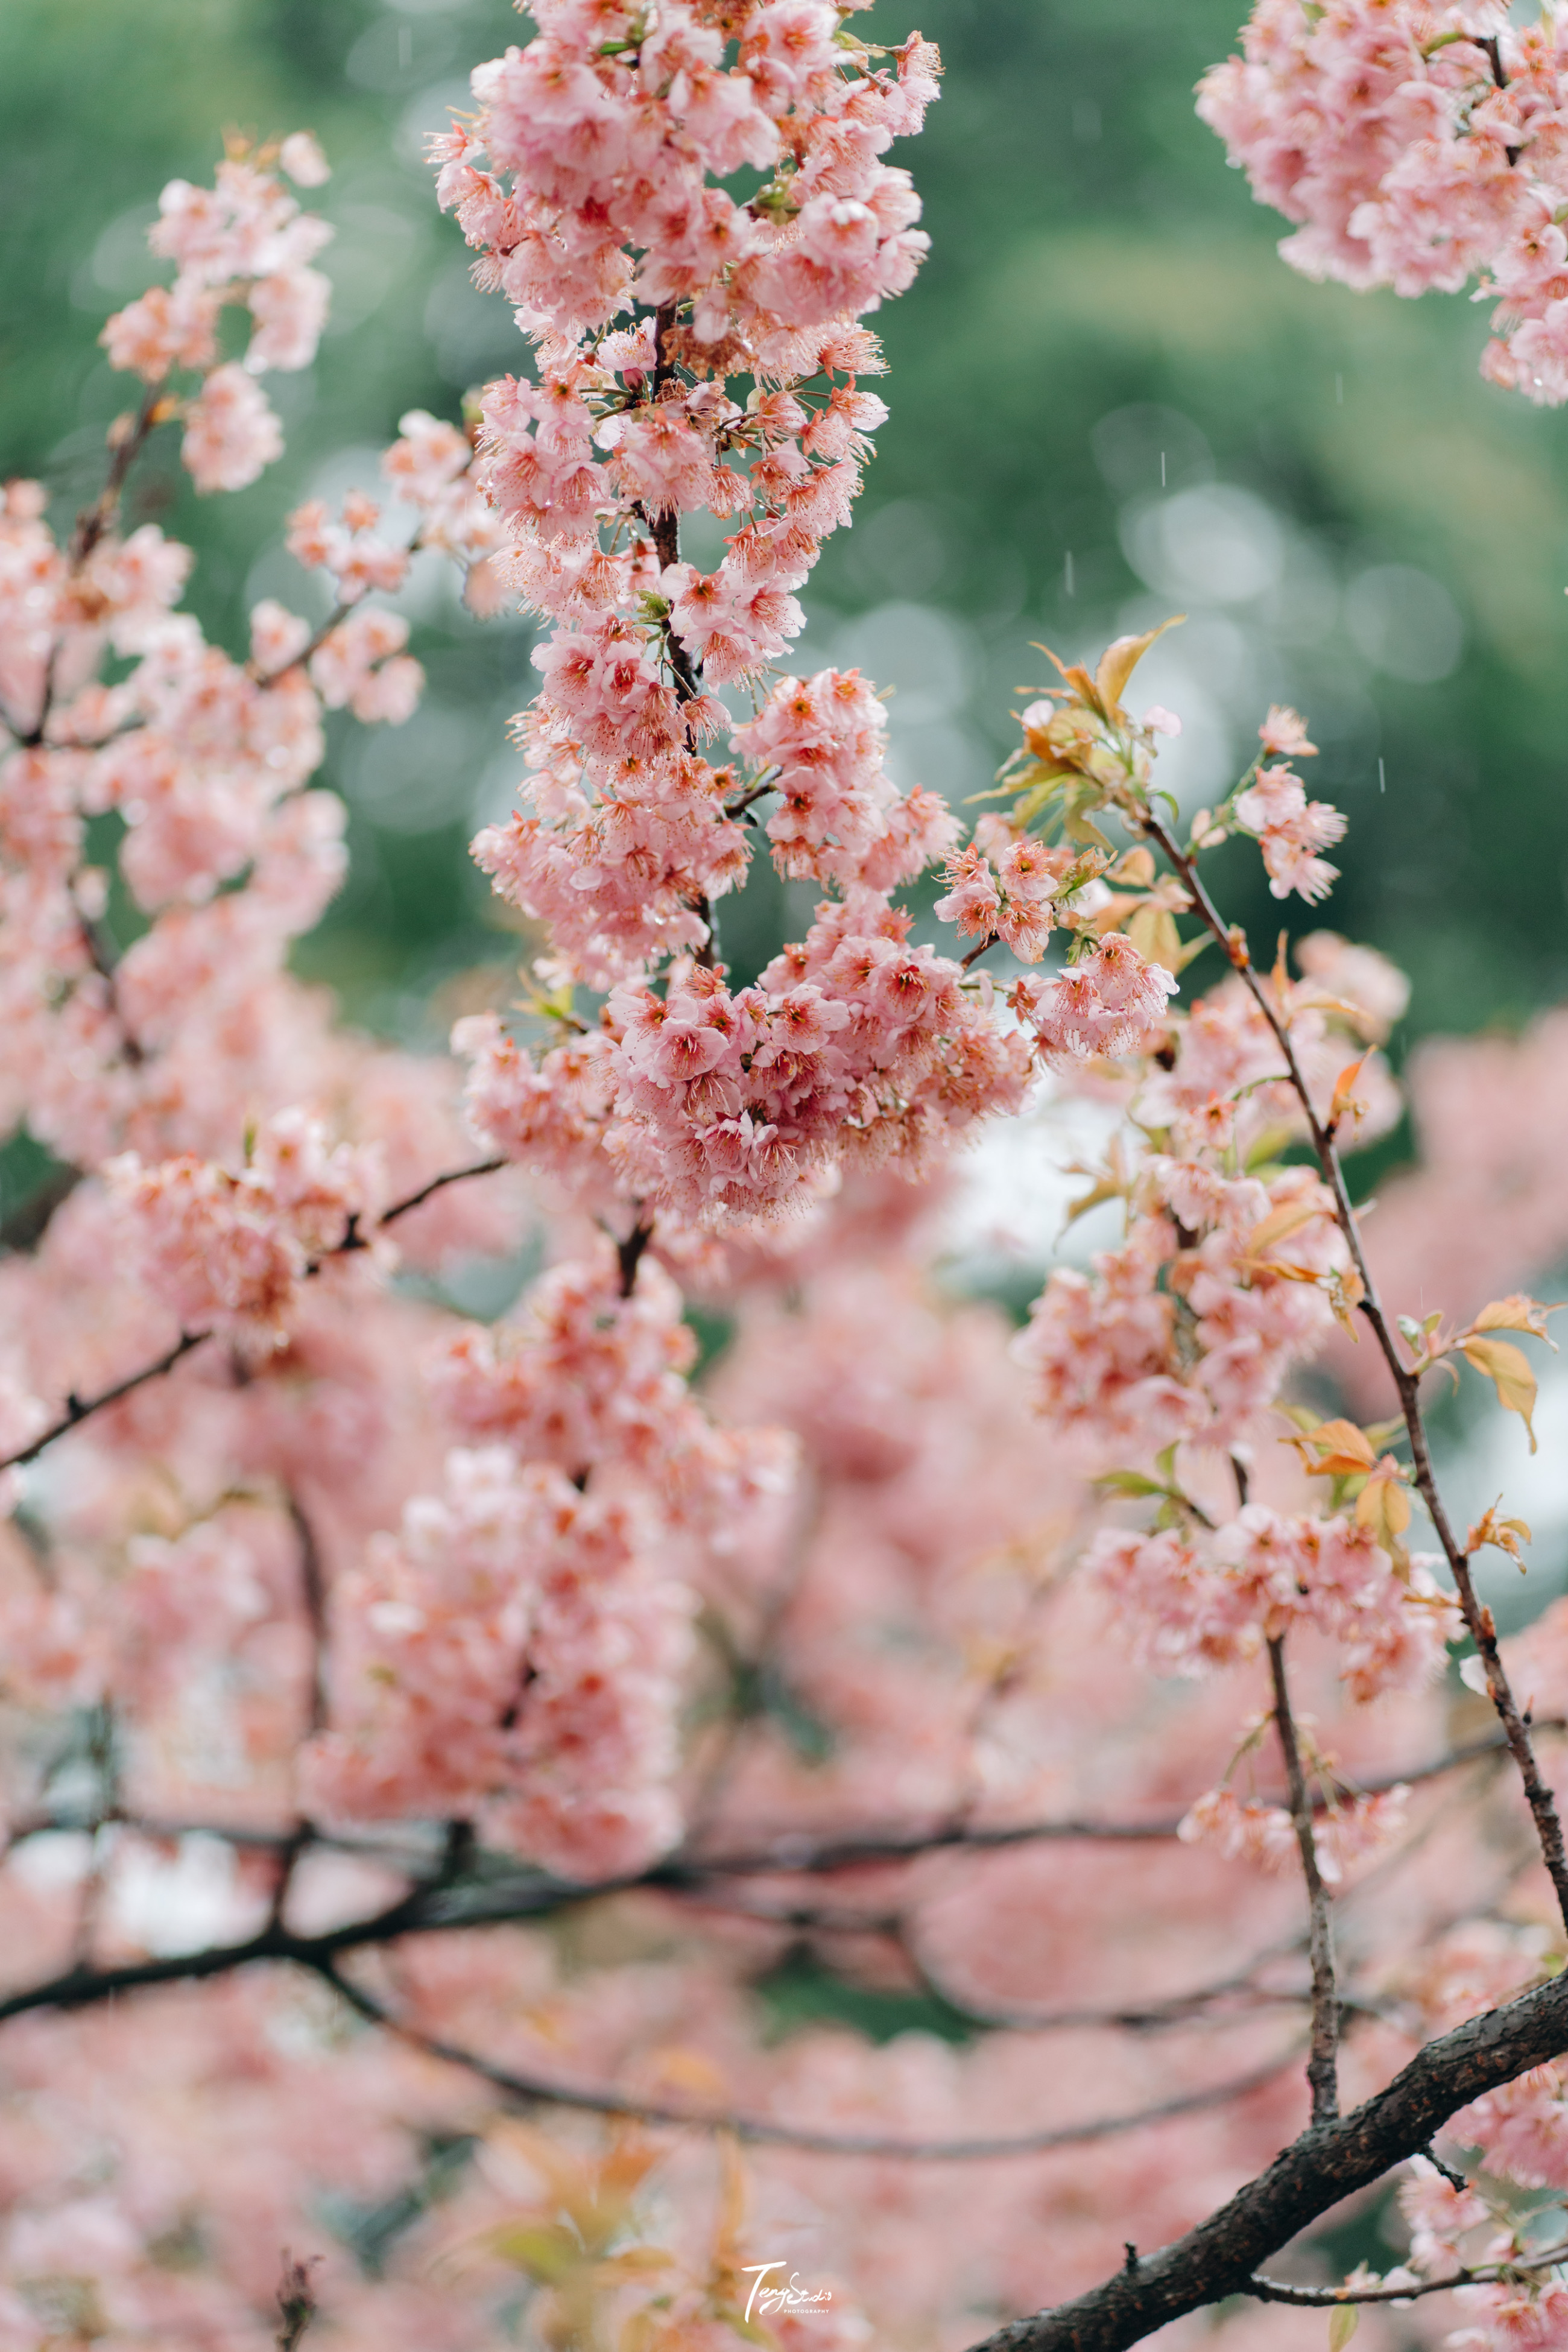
[
  {"left": 306, "top": 1245, "right": 792, "bottom": 1875},
  {"left": 436, "top": 0, "right": 1052, "bottom": 1222},
  {"left": 1200, "top": 0, "right": 1568, "bottom": 405}
]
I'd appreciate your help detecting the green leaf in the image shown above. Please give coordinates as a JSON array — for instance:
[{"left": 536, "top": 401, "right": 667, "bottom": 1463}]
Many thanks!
[{"left": 1328, "top": 2304, "right": 1360, "bottom": 2352}]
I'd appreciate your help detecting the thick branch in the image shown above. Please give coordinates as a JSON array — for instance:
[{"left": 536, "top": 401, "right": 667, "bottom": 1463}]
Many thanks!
[
  {"left": 966, "top": 1962, "right": 1568, "bottom": 2350},
  {"left": 617, "top": 1219, "right": 653, "bottom": 1297},
  {"left": 1139, "top": 811, "right": 1568, "bottom": 1932},
  {"left": 1267, "top": 1634, "right": 1339, "bottom": 2122}
]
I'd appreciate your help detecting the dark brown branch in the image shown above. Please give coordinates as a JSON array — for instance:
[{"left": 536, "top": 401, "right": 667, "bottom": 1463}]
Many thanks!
[
  {"left": 966, "top": 1961, "right": 1568, "bottom": 2350},
  {"left": 1138, "top": 810, "right": 1568, "bottom": 1933},
  {"left": 250, "top": 600, "right": 353, "bottom": 689},
  {"left": 274, "top": 2254, "right": 320, "bottom": 2352},
  {"left": 5, "top": 1717, "right": 1548, "bottom": 1888},
  {"left": 0, "top": 1157, "right": 511, "bottom": 1475},
  {"left": 617, "top": 1218, "right": 653, "bottom": 1297},
  {"left": 1267, "top": 1635, "right": 1339, "bottom": 2122},
  {"left": 2, "top": 1328, "right": 212, "bottom": 1472},
  {"left": 286, "top": 1494, "right": 329, "bottom": 1737},
  {"left": 376, "top": 1155, "right": 507, "bottom": 1229},
  {"left": 723, "top": 776, "right": 777, "bottom": 820}
]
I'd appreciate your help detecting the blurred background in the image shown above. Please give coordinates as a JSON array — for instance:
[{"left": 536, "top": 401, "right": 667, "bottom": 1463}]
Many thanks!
[{"left": 7, "top": 0, "right": 1568, "bottom": 1575}]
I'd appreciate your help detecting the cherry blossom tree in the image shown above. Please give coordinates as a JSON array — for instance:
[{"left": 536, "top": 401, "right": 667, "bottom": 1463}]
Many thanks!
[{"left": 9, "top": 5, "right": 1568, "bottom": 2350}]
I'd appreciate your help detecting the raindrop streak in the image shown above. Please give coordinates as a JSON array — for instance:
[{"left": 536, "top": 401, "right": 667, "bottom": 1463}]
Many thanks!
[
  {"left": 1335, "top": 373, "right": 1344, "bottom": 405},
  {"left": 1064, "top": 551, "right": 1076, "bottom": 598},
  {"left": 1379, "top": 757, "right": 1387, "bottom": 794},
  {"left": 1160, "top": 452, "right": 1167, "bottom": 487}
]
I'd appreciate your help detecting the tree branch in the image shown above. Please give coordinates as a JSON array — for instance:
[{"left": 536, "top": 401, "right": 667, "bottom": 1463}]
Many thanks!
[
  {"left": 1267, "top": 1634, "right": 1339, "bottom": 2122},
  {"left": 311, "top": 1957, "right": 1300, "bottom": 2158},
  {"left": 966, "top": 1959, "right": 1568, "bottom": 2350},
  {"left": 1245, "top": 2241, "right": 1568, "bottom": 2309},
  {"left": 1137, "top": 811, "right": 1568, "bottom": 1934},
  {"left": 0, "top": 1156, "right": 510, "bottom": 1474}
]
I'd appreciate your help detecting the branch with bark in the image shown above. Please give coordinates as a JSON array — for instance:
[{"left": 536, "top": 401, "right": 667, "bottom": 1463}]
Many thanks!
[
  {"left": 966, "top": 1963, "right": 1568, "bottom": 2350},
  {"left": 0, "top": 1155, "right": 508, "bottom": 1474}
]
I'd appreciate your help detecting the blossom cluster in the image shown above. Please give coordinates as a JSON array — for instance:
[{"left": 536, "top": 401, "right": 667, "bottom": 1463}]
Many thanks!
[
  {"left": 1092, "top": 1505, "right": 1456, "bottom": 1698},
  {"left": 103, "top": 134, "right": 332, "bottom": 489},
  {"left": 446, "top": 0, "right": 941, "bottom": 897},
  {"left": 107, "top": 1110, "right": 383, "bottom": 1347},
  {"left": 311, "top": 1245, "right": 793, "bottom": 1877},
  {"left": 304, "top": 1444, "right": 695, "bottom": 1878},
  {"left": 1200, "top": 0, "right": 1568, "bottom": 403}
]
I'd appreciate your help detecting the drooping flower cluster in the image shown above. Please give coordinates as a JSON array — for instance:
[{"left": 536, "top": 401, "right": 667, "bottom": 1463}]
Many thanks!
[
  {"left": 304, "top": 1444, "right": 695, "bottom": 1878},
  {"left": 449, "top": 0, "right": 940, "bottom": 861},
  {"left": 438, "top": 0, "right": 1053, "bottom": 1225},
  {"left": 1200, "top": 0, "right": 1568, "bottom": 404},
  {"left": 310, "top": 1244, "right": 792, "bottom": 1876},
  {"left": 1012, "top": 1161, "right": 1357, "bottom": 1461}
]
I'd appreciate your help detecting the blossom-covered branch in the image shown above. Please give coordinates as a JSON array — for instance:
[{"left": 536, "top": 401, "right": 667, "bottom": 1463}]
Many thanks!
[{"left": 0, "top": 1154, "right": 510, "bottom": 1474}]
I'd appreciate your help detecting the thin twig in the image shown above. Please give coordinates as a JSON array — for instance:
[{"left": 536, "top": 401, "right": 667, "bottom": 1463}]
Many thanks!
[
  {"left": 274, "top": 2254, "right": 320, "bottom": 2352},
  {"left": 11, "top": 385, "right": 172, "bottom": 750},
  {"left": 1137, "top": 811, "right": 1568, "bottom": 1933},
  {"left": 1267, "top": 1634, "right": 1338, "bottom": 2122},
  {"left": 1247, "top": 2237, "right": 1568, "bottom": 2308},
  {"left": 377, "top": 1155, "right": 507, "bottom": 1228},
  {"left": 0, "top": 1157, "right": 511, "bottom": 1475},
  {"left": 617, "top": 1219, "right": 653, "bottom": 1298},
  {"left": 4, "top": 1718, "right": 1551, "bottom": 1886}
]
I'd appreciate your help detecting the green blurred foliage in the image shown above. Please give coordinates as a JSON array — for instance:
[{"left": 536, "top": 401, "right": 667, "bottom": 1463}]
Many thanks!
[{"left": 7, "top": 0, "right": 1568, "bottom": 1051}]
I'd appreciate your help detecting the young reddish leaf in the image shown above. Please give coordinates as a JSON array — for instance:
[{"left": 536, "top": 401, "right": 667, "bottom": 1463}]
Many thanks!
[
  {"left": 1327, "top": 1051, "right": 1370, "bottom": 1132},
  {"left": 1328, "top": 1263, "right": 1367, "bottom": 1336}
]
